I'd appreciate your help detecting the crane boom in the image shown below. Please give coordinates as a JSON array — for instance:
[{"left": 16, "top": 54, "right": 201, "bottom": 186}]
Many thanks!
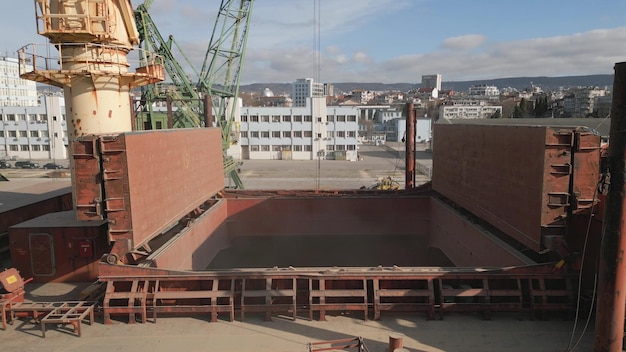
[
  {"left": 134, "top": 0, "right": 254, "bottom": 189},
  {"left": 135, "top": 3, "right": 202, "bottom": 128},
  {"left": 199, "top": 0, "right": 254, "bottom": 150}
]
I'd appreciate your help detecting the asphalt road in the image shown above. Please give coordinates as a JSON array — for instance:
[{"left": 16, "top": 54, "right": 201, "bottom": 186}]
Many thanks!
[{"left": 235, "top": 143, "right": 431, "bottom": 190}]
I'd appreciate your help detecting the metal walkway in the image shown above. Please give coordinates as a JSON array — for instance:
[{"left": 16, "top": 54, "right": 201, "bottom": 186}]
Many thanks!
[{"left": 99, "top": 265, "right": 576, "bottom": 324}]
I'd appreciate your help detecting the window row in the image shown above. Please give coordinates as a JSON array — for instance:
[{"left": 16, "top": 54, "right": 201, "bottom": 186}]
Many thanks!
[
  {"left": 241, "top": 130, "right": 356, "bottom": 138},
  {"left": 248, "top": 144, "right": 355, "bottom": 152},
  {"left": 1, "top": 130, "right": 51, "bottom": 138},
  {"left": 8, "top": 144, "right": 50, "bottom": 151},
  {"left": 243, "top": 115, "right": 312, "bottom": 122},
  {"left": 249, "top": 145, "right": 312, "bottom": 152},
  {"left": 1, "top": 114, "right": 49, "bottom": 121},
  {"left": 325, "top": 145, "right": 356, "bottom": 151},
  {"left": 241, "top": 115, "right": 356, "bottom": 122}
]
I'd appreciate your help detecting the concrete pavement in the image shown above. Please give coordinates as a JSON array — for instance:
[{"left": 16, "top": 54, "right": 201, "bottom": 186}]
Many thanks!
[{"left": 0, "top": 301, "right": 593, "bottom": 352}]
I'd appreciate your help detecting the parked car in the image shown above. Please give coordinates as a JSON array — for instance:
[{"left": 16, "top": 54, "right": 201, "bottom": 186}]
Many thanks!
[
  {"left": 43, "top": 163, "right": 64, "bottom": 169},
  {"left": 0, "top": 160, "right": 10, "bottom": 168},
  {"left": 14, "top": 161, "right": 40, "bottom": 169}
]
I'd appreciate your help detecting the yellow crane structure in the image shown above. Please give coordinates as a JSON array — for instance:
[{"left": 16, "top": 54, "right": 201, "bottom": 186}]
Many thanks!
[{"left": 18, "top": 0, "right": 164, "bottom": 139}]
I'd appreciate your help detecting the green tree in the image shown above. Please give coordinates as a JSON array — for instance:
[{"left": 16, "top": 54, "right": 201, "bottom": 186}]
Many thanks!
[
  {"left": 491, "top": 110, "right": 502, "bottom": 119},
  {"left": 534, "top": 96, "right": 548, "bottom": 117},
  {"left": 513, "top": 98, "right": 526, "bottom": 118}
]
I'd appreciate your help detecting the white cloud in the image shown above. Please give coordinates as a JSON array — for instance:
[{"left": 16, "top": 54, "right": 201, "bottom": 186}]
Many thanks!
[
  {"left": 352, "top": 52, "right": 369, "bottom": 63},
  {"left": 440, "top": 35, "right": 487, "bottom": 51},
  {"left": 335, "top": 54, "right": 348, "bottom": 64},
  {"left": 237, "top": 26, "right": 626, "bottom": 84},
  {"left": 3, "top": 0, "right": 623, "bottom": 86}
]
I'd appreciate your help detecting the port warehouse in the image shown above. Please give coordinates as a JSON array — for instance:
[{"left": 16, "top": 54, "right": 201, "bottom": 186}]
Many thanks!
[{"left": 0, "top": 123, "right": 601, "bottom": 321}]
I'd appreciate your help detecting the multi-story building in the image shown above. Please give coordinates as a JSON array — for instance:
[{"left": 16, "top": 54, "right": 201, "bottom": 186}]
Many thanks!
[
  {"left": 0, "top": 56, "right": 38, "bottom": 107},
  {"left": 323, "top": 83, "right": 334, "bottom": 97},
  {"left": 376, "top": 108, "right": 403, "bottom": 123},
  {"left": 292, "top": 78, "right": 324, "bottom": 107},
  {"left": 374, "top": 92, "right": 403, "bottom": 105},
  {"left": 0, "top": 94, "right": 68, "bottom": 160},
  {"left": 237, "top": 97, "right": 359, "bottom": 161},
  {"left": 421, "top": 74, "right": 442, "bottom": 91},
  {"left": 562, "top": 87, "right": 608, "bottom": 117},
  {"left": 386, "top": 117, "right": 432, "bottom": 143},
  {"left": 468, "top": 84, "right": 500, "bottom": 98},
  {"left": 438, "top": 103, "right": 503, "bottom": 120},
  {"left": 595, "top": 95, "right": 612, "bottom": 118},
  {"left": 0, "top": 55, "right": 68, "bottom": 160},
  {"left": 351, "top": 89, "right": 375, "bottom": 104}
]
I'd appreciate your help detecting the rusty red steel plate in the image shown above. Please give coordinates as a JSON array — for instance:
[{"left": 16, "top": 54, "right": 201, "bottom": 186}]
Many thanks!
[
  {"left": 73, "top": 135, "right": 103, "bottom": 221},
  {"left": 9, "top": 210, "right": 108, "bottom": 283},
  {"left": 225, "top": 196, "right": 432, "bottom": 237},
  {"left": 74, "top": 128, "right": 224, "bottom": 251},
  {"left": 432, "top": 124, "right": 600, "bottom": 252},
  {"left": 147, "top": 200, "right": 230, "bottom": 271}
]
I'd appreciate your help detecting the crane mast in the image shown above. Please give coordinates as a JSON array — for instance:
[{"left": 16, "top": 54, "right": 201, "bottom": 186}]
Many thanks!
[
  {"left": 200, "top": 0, "right": 254, "bottom": 152},
  {"left": 134, "top": 0, "right": 254, "bottom": 188}
]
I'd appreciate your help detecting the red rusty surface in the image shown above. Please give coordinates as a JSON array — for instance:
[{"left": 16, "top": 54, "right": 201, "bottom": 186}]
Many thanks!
[
  {"left": 74, "top": 128, "right": 224, "bottom": 253},
  {"left": 148, "top": 200, "right": 230, "bottom": 270},
  {"left": 225, "top": 196, "right": 431, "bottom": 238},
  {"left": 73, "top": 135, "right": 104, "bottom": 221},
  {"left": 9, "top": 211, "right": 109, "bottom": 283},
  {"left": 571, "top": 131, "right": 602, "bottom": 211},
  {"left": 568, "top": 211, "right": 603, "bottom": 287},
  {"left": 98, "top": 262, "right": 576, "bottom": 324},
  {"left": 429, "top": 198, "right": 534, "bottom": 267},
  {"left": 0, "top": 192, "right": 73, "bottom": 234},
  {"left": 432, "top": 124, "right": 600, "bottom": 252}
]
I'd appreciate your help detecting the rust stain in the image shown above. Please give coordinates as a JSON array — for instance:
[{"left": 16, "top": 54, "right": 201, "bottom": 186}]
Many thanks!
[
  {"left": 92, "top": 86, "right": 99, "bottom": 108},
  {"left": 93, "top": 110, "right": 97, "bottom": 116},
  {"left": 108, "top": 110, "right": 113, "bottom": 118}
]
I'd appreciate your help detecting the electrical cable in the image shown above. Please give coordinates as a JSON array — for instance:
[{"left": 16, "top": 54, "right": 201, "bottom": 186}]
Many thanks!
[{"left": 565, "top": 169, "right": 607, "bottom": 351}]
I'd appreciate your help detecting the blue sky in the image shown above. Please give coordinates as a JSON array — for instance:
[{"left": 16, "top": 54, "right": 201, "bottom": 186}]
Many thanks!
[{"left": 3, "top": 0, "right": 626, "bottom": 84}]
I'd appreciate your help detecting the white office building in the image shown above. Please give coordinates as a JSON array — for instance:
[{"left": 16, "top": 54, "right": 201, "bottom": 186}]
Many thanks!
[
  {"left": 387, "top": 118, "right": 432, "bottom": 143},
  {"left": 0, "top": 55, "right": 68, "bottom": 161},
  {"left": 439, "top": 104, "right": 503, "bottom": 120},
  {"left": 469, "top": 84, "right": 500, "bottom": 97},
  {"left": 292, "top": 78, "right": 324, "bottom": 107},
  {"left": 237, "top": 97, "right": 359, "bottom": 161},
  {"left": 0, "top": 95, "right": 68, "bottom": 161},
  {"left": 0, "top": 56, "right": 38, "bottom": 107}
]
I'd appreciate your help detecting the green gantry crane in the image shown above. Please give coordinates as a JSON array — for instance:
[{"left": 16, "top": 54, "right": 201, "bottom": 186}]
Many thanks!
[{"left": 134, "top": 0, "right": 254, "bottom": 189}]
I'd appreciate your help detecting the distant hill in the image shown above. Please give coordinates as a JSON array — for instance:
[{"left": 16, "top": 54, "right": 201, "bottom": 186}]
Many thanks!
[
  {"left": 442, "top": 74, "right": 614, "bottom": 92},
  {"left": 240, "top": 74, "right": 614, "bottom": 95}
]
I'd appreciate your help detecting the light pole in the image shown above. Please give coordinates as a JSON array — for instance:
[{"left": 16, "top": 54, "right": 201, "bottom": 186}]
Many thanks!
[{"left": 25, "top": 108, "right": 32, "bottom": 160}]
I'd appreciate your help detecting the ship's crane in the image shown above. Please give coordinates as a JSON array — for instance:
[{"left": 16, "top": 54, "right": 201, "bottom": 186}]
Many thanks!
[
  {"left": 134, "top": 0, "right": 203, "bottom": 129},
  {"left": 134, "top": 0, "right": 254, "bottom": 189}
]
